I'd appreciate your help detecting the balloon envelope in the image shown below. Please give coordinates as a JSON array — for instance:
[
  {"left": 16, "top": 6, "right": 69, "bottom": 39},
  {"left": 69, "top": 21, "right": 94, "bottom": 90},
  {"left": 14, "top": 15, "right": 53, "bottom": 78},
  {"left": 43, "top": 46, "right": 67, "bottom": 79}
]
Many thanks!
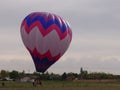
[{"left": 20, "top": 12, "right": 72, "bottom": 73}]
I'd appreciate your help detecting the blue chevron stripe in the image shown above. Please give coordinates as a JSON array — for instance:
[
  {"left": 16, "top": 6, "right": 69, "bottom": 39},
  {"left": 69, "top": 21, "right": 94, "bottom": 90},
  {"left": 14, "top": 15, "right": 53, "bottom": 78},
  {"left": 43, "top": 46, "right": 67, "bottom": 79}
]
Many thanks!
[{"left": 24, "top": 15, "right": 68, "bottom": 33}]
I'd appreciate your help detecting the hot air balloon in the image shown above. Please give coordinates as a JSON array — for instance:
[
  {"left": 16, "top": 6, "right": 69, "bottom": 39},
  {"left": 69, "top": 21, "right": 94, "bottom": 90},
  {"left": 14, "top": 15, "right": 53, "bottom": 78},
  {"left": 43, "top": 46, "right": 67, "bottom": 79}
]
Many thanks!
[{"left": 20, "top": 12, "right": 72, "bottom": 73}]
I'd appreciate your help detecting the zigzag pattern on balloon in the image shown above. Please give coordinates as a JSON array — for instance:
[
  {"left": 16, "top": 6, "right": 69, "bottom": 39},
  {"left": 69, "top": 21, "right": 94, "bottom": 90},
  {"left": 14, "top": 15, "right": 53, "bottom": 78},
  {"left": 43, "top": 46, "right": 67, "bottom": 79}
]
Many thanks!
[
  {"left": 21, "top": 15, "right": 72, "bottom": 41},
  {"left": 28, "top": 48, "right": 61, "bottom": 61},
  {"left": 20, "top": 12, "right": 72, "bottom": 73},
  {"left": 25, "top": 14, "right": 68, "bottom": 33},
  {"left": 21, "top": 26, "right": 71, "bottom": 60}
]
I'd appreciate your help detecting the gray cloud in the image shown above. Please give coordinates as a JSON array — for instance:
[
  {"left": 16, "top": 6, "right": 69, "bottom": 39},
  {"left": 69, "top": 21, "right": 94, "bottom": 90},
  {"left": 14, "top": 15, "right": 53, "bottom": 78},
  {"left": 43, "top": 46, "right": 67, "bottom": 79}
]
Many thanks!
[
  {"left": 0, "top": 56, "right": 119, "bottom": 74},
  {"left": 0, "top": 56, "right": 120, "bottom": 74},
  {"left": 0, "top": 59, "right": 35, "bottom": 73},
  {"left": 49, "top": 56, "right": 120, "bottom": 74},
  {"left": 0, "top": 0, "right": 120, "bottom": 74}
]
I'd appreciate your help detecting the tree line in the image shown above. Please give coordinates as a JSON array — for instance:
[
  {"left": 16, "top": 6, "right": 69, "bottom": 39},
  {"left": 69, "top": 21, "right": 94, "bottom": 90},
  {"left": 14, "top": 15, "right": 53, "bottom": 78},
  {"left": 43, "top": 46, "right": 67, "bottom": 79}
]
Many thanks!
[{"left": 0, "top": 68, "right": 120, "bottom": 81}]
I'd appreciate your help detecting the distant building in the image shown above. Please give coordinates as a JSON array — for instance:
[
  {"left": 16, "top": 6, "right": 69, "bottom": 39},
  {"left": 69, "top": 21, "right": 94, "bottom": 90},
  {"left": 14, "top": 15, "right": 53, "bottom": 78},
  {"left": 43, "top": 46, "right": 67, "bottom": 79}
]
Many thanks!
[
  {"left": 1, "top": 77, "right": 13, "bottom": 81},
  {"left": 20, "top": 76, "right": 34, "bottom": 82}
]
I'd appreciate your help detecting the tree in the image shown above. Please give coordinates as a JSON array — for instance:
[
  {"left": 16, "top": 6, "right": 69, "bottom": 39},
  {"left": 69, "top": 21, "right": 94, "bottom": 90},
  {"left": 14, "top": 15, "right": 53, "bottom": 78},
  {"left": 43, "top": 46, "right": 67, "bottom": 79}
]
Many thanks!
[
  {"left": 19, "top": 70, "right": 25, "bottom": 78},
  {"left": 0, "top": 70, "right": 9, "bottom": 79},
  {"left": 62, "top": 72, "right": 67, "bottom": 80},
  {"left": 9, "top": 70, "right": 19, "bottom": 80},
  {"left": 79, "top": 67, "right": 88, "bottom": 79},
  {"left": 80, "top": 67, "right": 83, "bottom": 74}
]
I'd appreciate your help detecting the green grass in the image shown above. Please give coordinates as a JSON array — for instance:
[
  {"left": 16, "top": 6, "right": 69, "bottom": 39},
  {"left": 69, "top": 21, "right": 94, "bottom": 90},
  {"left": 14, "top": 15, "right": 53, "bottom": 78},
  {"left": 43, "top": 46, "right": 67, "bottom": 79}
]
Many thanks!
[{"left": 0, "top": 80, "right": 120, "bottom": 90}]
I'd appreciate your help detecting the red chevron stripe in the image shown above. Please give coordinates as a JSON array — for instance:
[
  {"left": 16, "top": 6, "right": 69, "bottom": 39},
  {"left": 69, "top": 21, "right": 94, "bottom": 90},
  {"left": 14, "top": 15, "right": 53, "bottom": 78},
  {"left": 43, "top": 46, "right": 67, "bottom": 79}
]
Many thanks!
[
  {"left": 21, "top": 21, "right": 71, "bottom": 40},
  {"left": 27, "top": 48, "right": 61, "bottom": 61}
]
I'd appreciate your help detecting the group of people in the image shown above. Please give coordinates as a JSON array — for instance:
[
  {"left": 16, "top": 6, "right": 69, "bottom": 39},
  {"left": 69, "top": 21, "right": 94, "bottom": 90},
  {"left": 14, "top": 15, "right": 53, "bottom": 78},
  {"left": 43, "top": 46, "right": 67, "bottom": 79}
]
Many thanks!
[{"left": 32, "top": 78, "right": 42, "bottom": 87}]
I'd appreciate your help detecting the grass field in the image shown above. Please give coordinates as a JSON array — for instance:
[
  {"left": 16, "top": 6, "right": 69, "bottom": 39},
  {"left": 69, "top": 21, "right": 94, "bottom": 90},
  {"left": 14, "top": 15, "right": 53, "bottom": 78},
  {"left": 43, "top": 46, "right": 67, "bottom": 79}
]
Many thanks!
[{"left": 0, "top": 80, "right": 120, "bottom": 90}]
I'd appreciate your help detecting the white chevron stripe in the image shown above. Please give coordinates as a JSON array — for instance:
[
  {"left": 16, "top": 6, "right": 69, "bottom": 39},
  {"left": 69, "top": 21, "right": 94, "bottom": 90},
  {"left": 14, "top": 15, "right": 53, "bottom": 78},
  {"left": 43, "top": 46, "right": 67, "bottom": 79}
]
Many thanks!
[{"left": 21, "top": 26, "right": 71, "bottom": 57}]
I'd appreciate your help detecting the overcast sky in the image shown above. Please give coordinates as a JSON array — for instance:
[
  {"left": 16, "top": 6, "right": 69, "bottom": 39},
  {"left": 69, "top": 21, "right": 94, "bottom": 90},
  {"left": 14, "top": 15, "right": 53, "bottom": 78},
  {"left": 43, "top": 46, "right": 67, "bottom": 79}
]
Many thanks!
[{"left": 0, "top": 0, "right": 120, "bottom": 74}]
